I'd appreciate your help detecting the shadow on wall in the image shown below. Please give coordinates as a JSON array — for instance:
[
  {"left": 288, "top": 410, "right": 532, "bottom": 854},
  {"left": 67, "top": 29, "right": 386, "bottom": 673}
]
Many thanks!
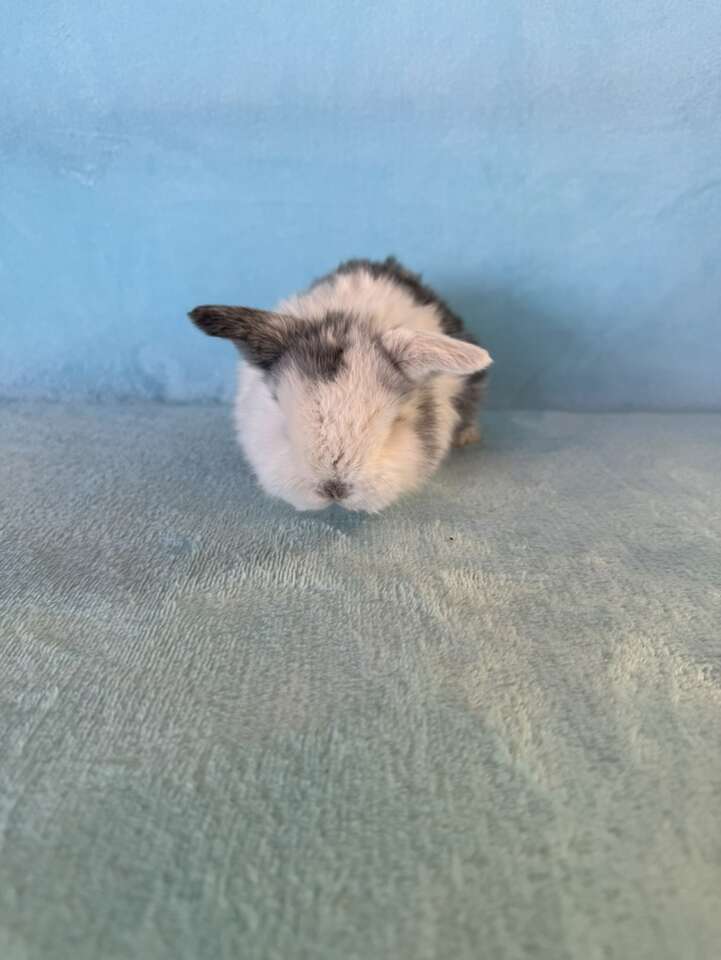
[
  {"left": 444, "top": 285, "right": 587, "bottom": 411},
  {"left": 446, "top": 252, "right": 721, "bottom": 412}
]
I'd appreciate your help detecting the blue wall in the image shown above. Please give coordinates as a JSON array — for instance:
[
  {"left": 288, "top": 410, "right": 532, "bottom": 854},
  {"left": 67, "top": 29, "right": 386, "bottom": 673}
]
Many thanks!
[{"left": 2, "top": 0, "right": 720, "bottom": 409}]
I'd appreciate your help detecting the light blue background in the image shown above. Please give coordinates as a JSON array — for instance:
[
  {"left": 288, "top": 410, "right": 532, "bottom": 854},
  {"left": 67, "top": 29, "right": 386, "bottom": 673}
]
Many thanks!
[{"left": 1, "top": 0, "right": 720, "bottom": 409}]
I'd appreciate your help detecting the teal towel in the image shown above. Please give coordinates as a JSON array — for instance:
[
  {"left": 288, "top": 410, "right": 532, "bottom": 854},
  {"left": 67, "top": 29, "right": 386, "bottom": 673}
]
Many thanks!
[{"left": 1, "top": 404, "right": 720, "bottom": 959}]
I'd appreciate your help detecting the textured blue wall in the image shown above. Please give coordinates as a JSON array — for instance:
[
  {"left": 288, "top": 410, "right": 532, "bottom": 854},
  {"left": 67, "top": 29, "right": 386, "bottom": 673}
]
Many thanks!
[{"left": 1, "top": 1, "right": 720, "bottom": 409}]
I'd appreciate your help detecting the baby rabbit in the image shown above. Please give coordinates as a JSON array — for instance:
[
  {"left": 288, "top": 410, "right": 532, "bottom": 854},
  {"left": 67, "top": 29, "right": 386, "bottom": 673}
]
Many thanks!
[{"left": 190, "top": 257, "right": 492, "bottom": 512}]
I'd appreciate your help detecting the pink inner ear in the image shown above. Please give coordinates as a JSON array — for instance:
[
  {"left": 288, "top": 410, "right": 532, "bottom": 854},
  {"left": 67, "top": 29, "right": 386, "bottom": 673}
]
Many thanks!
[{"left": 382, "top": 328, "right": 492, "bottom": 379}]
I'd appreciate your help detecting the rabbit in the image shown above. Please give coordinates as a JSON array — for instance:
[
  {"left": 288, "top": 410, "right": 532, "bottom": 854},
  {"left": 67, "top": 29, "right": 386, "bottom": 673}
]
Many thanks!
[{"left": 189, "top": 257, "right": 492, "bottom": 512}]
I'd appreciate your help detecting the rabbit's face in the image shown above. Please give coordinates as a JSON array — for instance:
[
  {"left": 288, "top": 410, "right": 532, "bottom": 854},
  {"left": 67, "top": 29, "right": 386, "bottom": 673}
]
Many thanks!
[
  {"left": 271, "top": 326, "right": 425, "bottom": 512},
  {"left": 190, "top": 306, "right": 491, "bottom": 512}
]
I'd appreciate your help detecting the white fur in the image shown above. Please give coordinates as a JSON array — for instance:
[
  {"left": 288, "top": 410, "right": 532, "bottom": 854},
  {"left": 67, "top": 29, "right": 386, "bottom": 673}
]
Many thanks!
[{"left": 234, "top": 268, "right": 491, "bottom": 512}]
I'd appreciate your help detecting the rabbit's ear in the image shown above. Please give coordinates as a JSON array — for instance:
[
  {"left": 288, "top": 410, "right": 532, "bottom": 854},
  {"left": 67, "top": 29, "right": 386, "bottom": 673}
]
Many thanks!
[
  {"left": 380, "top": 328, "right": 492, "bottom": 381},
  {"left": 189, "top": 305, "right": 298, "bottom": 370}
]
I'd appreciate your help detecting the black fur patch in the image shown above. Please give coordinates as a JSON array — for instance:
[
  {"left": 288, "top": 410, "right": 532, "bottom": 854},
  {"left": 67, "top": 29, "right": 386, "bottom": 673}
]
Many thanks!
[
  {"left": 189, "top": 305, "right": 293, "bottom": 370},
  {"left": 415, "top": 388, "right": 440, "bottom": 463}
]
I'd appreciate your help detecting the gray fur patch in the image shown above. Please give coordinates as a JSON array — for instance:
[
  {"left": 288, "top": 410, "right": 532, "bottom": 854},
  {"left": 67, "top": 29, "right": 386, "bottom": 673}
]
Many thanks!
[
  {"left": 322, "top": 257, "right": 466, "bottom": 337},
  {"left": 415, "top": 388, "right": 440, "bottom": 463},
  {"left": 286, "top": 311, "right": 352, "bottom": 382},
  {"left": 373, "top": 338, "right": 414, "bottom": 395},
  {"left": 452, "top": 369, "right": 489, "bottom": 441}
]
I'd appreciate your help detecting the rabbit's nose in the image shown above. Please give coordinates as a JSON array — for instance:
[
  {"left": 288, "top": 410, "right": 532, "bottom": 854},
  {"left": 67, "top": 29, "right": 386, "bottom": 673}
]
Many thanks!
[{"left": 320, "top": 479, "right": 350, "bottom": 501}]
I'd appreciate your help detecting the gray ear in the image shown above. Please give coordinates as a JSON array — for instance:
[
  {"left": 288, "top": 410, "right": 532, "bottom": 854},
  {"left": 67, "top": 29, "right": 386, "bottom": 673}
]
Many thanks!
[
  {"left": 188, "top": 305, "right": 297, "bottom": 370},
  {"left": 380, "top": 327, "right": 492, "bottom": 381}
]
